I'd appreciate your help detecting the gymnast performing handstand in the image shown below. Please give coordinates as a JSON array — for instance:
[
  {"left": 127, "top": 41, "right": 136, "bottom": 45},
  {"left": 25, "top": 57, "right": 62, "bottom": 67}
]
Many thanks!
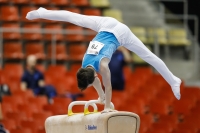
[{"left": 26, "top": 7, "right": 181, "bottom": 113}]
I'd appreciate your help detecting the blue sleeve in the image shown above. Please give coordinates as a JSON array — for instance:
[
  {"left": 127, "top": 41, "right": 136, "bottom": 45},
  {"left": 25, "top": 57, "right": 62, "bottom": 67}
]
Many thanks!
[
  {"left": 37, "top": 70, "right": 44, "bottom": 80},
  {"left": 21, "top": 72, "right": 27, "bottom": 82}
]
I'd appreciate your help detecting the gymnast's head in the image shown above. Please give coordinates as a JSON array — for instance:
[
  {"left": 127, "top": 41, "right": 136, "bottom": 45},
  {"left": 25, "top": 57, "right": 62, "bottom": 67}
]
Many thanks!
[{"left": 76, "top": 67, "right": 96, "bottom": 91}]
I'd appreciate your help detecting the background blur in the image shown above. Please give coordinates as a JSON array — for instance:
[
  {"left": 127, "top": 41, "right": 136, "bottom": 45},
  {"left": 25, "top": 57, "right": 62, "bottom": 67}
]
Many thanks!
[{"left": 0, "top": 0, "right": 200, "bottom": 133}]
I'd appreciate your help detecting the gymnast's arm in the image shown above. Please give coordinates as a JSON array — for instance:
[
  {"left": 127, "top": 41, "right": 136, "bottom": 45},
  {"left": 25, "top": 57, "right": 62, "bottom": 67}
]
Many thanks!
[
  {"left": 99, "top": 58, "right": 113, "bottom": 112},
  {"left": 92, "top": 77, "right": 105, "bottom": 103}
]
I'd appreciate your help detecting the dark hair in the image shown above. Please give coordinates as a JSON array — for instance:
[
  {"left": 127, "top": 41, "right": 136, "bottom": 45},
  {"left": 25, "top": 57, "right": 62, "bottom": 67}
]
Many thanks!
[{"left": 76, "top": 68, "right": 95, "bottom": 91}]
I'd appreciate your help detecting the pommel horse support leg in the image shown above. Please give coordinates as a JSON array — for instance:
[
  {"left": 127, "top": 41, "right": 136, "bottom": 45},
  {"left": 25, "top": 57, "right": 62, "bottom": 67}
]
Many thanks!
[{"left": 45, "top": 100, "right": 140, "bottom": 133}]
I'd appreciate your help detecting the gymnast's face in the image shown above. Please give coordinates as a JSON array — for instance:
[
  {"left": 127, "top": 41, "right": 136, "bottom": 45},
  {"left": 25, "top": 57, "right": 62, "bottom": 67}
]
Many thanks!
[{"left": 76, "top": 67, "right": 96, "bottom": 91}]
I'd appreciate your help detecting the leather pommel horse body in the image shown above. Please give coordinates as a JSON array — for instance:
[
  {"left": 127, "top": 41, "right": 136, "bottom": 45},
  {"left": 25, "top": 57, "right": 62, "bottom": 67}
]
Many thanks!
[{"left": 45, "top": 100, "right": 140, "bottom": 133}]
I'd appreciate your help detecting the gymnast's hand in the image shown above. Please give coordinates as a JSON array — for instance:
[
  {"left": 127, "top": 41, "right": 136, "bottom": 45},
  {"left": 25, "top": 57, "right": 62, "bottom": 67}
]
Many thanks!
[{"left": 101, "top": 108, "right": 117, "bottom": 114}]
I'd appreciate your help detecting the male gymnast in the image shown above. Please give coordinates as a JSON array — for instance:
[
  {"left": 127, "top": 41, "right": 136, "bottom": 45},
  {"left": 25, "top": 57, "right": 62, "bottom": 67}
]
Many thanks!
[{"left": 26, "top": 8, "right": 181, "bottom": 113}]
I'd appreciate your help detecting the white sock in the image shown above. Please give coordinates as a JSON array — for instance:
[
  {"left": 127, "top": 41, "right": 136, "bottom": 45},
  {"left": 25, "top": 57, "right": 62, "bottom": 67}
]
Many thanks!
[
  {"left": 171, "top": 77, "right": 181, "bottom": 100},
  {"left": 26, "top": 10, "right": 40, "bottom": 20},
  {"left": 26, "top": 7, "right": 46, "bottom": 20}
]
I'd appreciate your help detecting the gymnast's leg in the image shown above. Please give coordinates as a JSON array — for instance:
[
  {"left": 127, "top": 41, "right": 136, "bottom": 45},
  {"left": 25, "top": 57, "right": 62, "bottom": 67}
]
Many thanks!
[
  {"left": 124, "top": 30, "right": 181, "bottom": 100},
  {"left": 26, "top": 7, "right": 105, "bottom": 31}
]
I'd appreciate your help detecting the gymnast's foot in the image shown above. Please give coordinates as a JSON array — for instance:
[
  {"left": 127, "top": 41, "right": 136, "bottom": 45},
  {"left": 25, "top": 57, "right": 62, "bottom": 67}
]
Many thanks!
[
  {"left": 26, "top": 7, "right": 46, "bottom": 20},
  {"left": 171, "top": 77, "right": 181, "bottom": 100}
]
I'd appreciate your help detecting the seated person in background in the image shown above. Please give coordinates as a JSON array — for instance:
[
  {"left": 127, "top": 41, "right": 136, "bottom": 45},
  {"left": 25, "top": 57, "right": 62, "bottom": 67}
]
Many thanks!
[
  {"left": 109, "top": 47, "right": 132, "bottom": 91},
  {"left": 21, "top": 55, "right": 57, "bottom": 101}
]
